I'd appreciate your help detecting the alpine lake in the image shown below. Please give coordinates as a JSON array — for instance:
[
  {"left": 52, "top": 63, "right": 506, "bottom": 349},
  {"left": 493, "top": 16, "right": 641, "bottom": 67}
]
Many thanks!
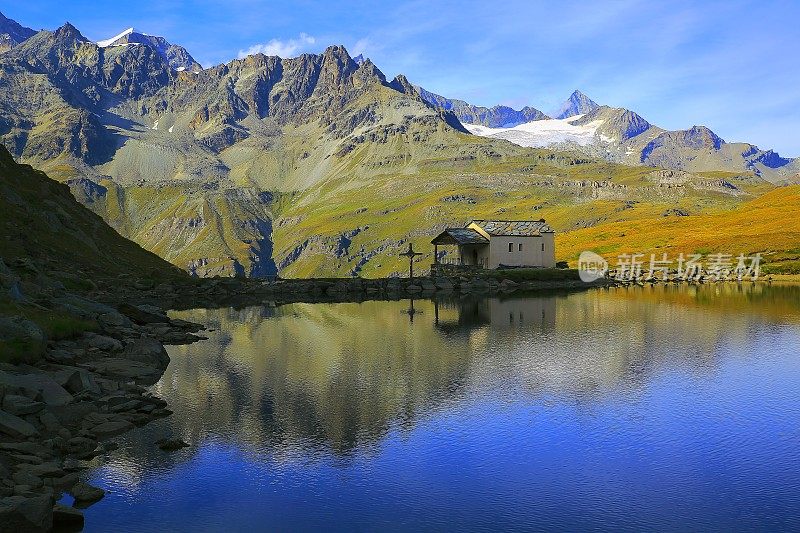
[{"left": 62, "top": 283, "right": 800, "bottom": 532}]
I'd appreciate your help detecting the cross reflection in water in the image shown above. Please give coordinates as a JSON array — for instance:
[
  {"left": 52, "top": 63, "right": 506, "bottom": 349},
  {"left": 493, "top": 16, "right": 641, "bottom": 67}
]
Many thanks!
[{"left": 403, "top": 298, "right": 422, "bottom": 322}]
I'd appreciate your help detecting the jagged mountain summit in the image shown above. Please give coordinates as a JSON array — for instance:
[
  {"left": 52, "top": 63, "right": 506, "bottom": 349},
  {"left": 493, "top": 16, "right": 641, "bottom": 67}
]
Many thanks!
[
  {"left": 417, "top": 86, "right": 549, "bottom": 128},
  {"left": 96, "top": 27, "right": 202, "bottom": 72},
  {"left": 0, "top": 15, "right": 491, "bottom": 276},
  {"left": 0, "top": 11, "right": 36, "bottom": 53},
  {"left": 554, "top": 90, "right": 600, "bottom": 119}
]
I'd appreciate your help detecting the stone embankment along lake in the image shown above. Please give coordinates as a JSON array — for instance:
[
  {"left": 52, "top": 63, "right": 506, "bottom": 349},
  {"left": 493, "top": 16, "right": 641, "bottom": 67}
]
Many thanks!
[{"left": 161, "top": 270, "right": 611, "bottom": 309}]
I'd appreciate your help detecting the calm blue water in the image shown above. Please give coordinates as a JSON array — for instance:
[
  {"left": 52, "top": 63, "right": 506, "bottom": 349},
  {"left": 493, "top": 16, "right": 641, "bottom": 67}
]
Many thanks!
[{"left": 74, "top": 285, "right": 800, "bottom": 531}]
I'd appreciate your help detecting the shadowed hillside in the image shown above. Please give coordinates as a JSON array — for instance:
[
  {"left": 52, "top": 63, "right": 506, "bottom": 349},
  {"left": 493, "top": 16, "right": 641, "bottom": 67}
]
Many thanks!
[
  {"left": 0, "top": 144, "right": 187, "bottom": 361},
  {"left": 0, "top": 145, "right": 185, "bottom": 283}
]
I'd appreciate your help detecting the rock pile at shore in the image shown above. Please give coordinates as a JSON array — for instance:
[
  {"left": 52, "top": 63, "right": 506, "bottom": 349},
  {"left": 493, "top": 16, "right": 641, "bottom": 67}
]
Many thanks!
[{"left": 0, "top": 298, "right": 204, "bottom": 531}]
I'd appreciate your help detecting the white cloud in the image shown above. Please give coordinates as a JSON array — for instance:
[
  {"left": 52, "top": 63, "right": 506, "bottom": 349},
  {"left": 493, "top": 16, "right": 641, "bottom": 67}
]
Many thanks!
[
  {"left": 238, "top": 33, "right": 316, "bottom": 59},
  {"left": 350, "top": 38, "right": 372, "bottom": 57}
]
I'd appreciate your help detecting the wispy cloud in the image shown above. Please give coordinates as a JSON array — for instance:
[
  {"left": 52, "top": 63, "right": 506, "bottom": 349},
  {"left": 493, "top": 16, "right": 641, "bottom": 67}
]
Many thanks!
[
  {"left": 350, "top": 38, "right": 372, "bottom": 57},
  {"left": 237, "top": 33, "right": 316, "bottom": 59}
]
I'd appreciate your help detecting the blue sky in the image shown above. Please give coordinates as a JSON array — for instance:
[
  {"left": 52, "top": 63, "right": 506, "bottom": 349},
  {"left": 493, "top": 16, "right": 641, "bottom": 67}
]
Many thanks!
[{"left": 6, "top": 0, "right": 800, "bottom": 155}]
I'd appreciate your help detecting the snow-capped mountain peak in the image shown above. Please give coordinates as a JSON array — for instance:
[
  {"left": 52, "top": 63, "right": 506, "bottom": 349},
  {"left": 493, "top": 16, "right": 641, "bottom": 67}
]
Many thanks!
[
  {"left": 555, "top": 90, "right": 599, "bottom": 119},
  {"left": 95, "top": 27, "right": 202, "bottom": 72}
]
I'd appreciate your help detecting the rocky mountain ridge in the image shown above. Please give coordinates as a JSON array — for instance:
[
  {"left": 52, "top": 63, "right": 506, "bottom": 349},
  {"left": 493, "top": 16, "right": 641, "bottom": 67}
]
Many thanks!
[
  {"left": 0, "top": 12, "right": 796, "bottom": 278},
  {"left": 0, "top": 15, "right": 502, "bottom": 276},
  {"left": 450, "top": 94, "right": 799, "bottom": 183},
  {"left": 0, "top": 11, "right": 35, "bottom": 53},
  {"left": 415, "top": 86, "right": 549, "bottom": 127}
]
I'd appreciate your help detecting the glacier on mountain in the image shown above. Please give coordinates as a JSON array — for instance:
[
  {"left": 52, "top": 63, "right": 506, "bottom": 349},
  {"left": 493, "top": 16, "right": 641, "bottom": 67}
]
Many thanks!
[{"left": 464, "top": 116, "right": 605, "bottom": 148}]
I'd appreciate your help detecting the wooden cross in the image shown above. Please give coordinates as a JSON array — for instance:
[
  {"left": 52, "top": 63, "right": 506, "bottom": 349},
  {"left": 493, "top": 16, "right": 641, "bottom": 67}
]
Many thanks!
[{"left": 400, "top": 243, "right": 423, "bottom": 279}]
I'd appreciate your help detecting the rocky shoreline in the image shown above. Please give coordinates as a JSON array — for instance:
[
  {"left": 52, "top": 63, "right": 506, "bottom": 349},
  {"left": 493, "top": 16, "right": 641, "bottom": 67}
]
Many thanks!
[{"left": 0, "top": 297, "right": 205, "bottom": 532}]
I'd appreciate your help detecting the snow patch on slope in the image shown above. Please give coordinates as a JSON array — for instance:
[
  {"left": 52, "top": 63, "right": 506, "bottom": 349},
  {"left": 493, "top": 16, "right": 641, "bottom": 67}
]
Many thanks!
[
  {"left": 465, "top": 116, "right": 605, "bottom": 148},
  {"left": 97, "top": 27, "right": 136, "bottom": 47}
]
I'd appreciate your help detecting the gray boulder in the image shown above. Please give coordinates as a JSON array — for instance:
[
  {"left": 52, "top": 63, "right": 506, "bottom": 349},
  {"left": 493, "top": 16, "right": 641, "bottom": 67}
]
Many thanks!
[
  {"left": 69, "top": 481, "right": 105, "bottom": 506},
  {"left": 118, "top": 303, "right": 167, "bottom": 324},
  {"left": 85, "top": 333, "right": 123, "bottom": 352},
  {"left": 0, "top": 371, "right": 73, "bottom": 406},
  {"left": 0, "top": 409, "right": 39, "bottom": 438},
  {"left": 122, "top": 337, "right": 170, "bottom": 367},
  {"left": 66, "top": 437, "right": 98, "bottom": 455},
  {"left": 0, "top": 495, "right": 53, "bottom": 532},
  {"left": 2, "top": 394, "right": 44, "bottom": 416},
  {"left": 50, "top": 368, "right": 101, "bottom": 396},
  {"left": 86, "top": 358, "right": 164, "bottom": 386},
  {"left": 90, "top": 419, "right": 134, "bottom": 439},
  {"left": 98, "top": 311, "right": 131, "bottom": 328}
]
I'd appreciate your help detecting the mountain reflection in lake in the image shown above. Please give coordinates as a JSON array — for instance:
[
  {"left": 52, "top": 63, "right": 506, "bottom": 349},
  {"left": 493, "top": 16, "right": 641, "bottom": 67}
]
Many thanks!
[{"left": 79, "top": 284, "right": 800, "bottom": 532}]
